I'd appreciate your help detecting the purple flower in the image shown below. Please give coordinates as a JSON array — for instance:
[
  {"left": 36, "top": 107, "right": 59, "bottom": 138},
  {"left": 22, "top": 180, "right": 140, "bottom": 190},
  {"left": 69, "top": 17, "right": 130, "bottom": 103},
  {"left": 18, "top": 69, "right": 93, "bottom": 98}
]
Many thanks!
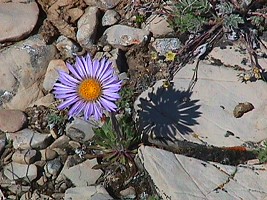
[{"left": 53, "top": 54, "right": 122, "bottom": 121}]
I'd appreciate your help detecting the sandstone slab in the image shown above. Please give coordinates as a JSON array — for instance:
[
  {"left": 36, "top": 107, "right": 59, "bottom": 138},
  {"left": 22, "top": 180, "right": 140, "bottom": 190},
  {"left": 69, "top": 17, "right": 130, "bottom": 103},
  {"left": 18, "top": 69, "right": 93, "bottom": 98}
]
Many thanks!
[
  {"left": 138, "top": 145, "right": 267, "bottom": 200},
  {"left": 135, "top": 61, "right": 267, "bottom": 147},
  {"left": 62, "top": 159, "right": 102, "bottom": 186},
  {"left": 64, "top": 185, "right": 113, "bottom": 200}
]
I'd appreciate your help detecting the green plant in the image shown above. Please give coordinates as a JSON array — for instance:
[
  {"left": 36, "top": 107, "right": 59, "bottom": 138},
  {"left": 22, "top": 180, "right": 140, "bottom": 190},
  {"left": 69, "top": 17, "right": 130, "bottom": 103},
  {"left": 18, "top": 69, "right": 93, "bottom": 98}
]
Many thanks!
[
  {"left": 135, "top": 14, "right": 145, "bottom": 24},
  {"left": 256, "top": 141, "right": 267, "bottom": 163},
  {"left": 216, "top": 2, "right": 244, "bottom": 29},
  {"left": 117, "top": 87, "right": 135, "bottom": 115},
  {"left": 47, "top": 112, "right": 68, "bottom": 135},
  {"left": 168, "top": 0, "right": 211, "bottom": 33},
  {"left": 89, "top": 112, "right": 140, "bottom": 177}
]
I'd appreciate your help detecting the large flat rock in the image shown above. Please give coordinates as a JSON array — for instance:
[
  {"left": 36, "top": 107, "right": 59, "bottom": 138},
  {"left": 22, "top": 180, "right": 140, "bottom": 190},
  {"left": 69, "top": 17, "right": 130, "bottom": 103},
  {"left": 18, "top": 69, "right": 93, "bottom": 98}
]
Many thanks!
[
  {"left": 138, "top": 145, "right": 267, "bottom": 200},
  {"left": 135, "top": 60, "right": 267, "bottom": 147}
]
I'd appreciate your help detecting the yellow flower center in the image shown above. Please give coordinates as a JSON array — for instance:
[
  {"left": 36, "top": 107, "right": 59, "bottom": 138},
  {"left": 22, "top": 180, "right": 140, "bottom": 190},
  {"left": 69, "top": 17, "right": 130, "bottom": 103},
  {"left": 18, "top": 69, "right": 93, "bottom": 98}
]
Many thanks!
[{"left": 78, "top": 79, "right": 102, "bottom": 101}]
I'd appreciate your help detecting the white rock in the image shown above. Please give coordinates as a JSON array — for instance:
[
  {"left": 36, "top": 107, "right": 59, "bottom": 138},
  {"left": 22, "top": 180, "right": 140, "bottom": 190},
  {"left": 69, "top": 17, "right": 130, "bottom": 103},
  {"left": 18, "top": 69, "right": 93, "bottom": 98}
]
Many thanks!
[
  {"left": 138, "top": 145, "right": 267, "bottom": 200},
  {"left": 66, "top": 117, "right": 96, "bottom": 143},
  {"left": 135, "top": 60, "right": 267, "bottom": 147},
  {"left": 6, "top": 128, "right": 52, "bottom": 150},
  {"left": 64, "top": 185, "right": 113, "bottom": 200},
  {"left": 4, "top": 162, "right": 37, "bottom": 181},
  {"left": 43, "top": 59, "right": 68, "bottom": 92},
  {"left": 102, "top": 10, "right": 120, "bottom": 26},
  {"left": 102, "top": 25, "right": 150, "bottom": 47},
  {"left": 77, "top": 6, "right": 100, "bottom": 48},
  {"left": 152, "top": 38, "right": 181, "bottom": 55},
  {"left": 0, "top": 35, "right": 56, "bottom": 110},
  {"left": 0, "top": 2, "right": 39, "bottom": 42},
  {"left": 62, "top": 159, "right": 102, "bottom": 186}
]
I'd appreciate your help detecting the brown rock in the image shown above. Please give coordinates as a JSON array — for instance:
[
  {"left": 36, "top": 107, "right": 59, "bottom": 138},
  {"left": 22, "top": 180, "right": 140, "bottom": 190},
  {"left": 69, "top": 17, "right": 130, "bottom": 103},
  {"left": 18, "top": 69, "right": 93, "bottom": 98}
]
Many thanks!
[
  {"left": 12, "top": 149, "right": 37, "bottom": 164},
  {"left": 0, "top": 2, "right": 39, "bottom": 42},
  {"left": 40, "top": 149, "right": 58, "bottom": 161},
  {"left": 0, "top": 109, "right": 27, "bottom": 132}
]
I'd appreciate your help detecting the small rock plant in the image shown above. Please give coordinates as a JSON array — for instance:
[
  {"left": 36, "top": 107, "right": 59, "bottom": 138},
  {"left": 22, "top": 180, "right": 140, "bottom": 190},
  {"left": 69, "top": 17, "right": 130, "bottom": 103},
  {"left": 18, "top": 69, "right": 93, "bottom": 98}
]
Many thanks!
[{"left": 53, "top": 53, "right": 158, "bottom": 198}]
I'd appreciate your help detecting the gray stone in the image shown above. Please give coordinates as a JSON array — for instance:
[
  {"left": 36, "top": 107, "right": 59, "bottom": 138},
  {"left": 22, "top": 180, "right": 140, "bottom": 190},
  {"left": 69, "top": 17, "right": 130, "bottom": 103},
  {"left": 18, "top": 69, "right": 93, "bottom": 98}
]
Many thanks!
[
  {"left": 56, "top": 35, "right": 81, "bottom": 59},
  {"left": 152, "top": 38, "right": 181, "bottom": 55},
  {"left": 102, "top": 10, "right": 120, "bottom": 26},
  {"left": 62, "top": 159, "right": 102, "bottom": 186},
  {"left": 0, "top": 2, "right": 39, "bottom": 42},
  {"left": 77, "top": 6, "right": 100, "bottom": 48},
  {"left": 102, "top": 25, "right": 150, "bottom": 47},
  {"left": 0, "top": 35, "right": 57, "bottom": 110},
  {"left": 144, "top": 14, "right": 173, "bottom": 37},
  {"left": 4, "top": 162, "right": 37, "bottom": 181},
  {"left": 6, "top": 128, "right": 52, "bottom": 150},
  {"left": 66, "top": 117, "right": 96, "bottom": 143},
  {"left": 138, "top": 145, "right": 267, "bottom": 200},
  {"left": 43, "top": 59, "right": 69, "bottom": 92},
  {"left": 44, "top": 158, "right": 62, "bottom": 179},
  {"left": 0, "top": 109, "right": 27, "bottom": 132},
  {"left": 12, "top": 149, "right": 37, "bottom": 164},
  {"left": 64, "top": 185, "right": 113, "bottom": 200}
]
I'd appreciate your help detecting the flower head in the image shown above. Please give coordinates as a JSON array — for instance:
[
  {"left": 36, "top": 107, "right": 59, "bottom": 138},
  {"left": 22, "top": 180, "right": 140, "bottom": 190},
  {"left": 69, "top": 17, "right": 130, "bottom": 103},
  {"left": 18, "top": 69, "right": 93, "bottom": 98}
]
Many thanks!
[
  {"left": 53, "top": 54, "right": 122, "bottom": 121},
  {"left": 165, "top": 51, "right": 176, "bottom": 61}
]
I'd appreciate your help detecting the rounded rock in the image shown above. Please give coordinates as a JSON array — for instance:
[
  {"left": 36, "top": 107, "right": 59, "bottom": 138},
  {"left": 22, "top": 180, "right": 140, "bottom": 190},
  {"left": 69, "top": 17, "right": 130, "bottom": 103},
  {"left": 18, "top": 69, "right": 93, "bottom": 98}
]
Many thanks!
[
  {"left": 0, "top": 2, "right": 39, "bottom": 42},
  {"left": 0, "top": 109, "right": 27, "bottom": 132}
]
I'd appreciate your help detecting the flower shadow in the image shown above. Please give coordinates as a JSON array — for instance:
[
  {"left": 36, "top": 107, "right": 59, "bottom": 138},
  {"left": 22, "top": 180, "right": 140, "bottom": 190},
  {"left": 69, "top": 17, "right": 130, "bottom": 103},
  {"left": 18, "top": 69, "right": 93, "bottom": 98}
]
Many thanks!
[{"left": 137, "top": 86, "right": 202, "bottom": 143}]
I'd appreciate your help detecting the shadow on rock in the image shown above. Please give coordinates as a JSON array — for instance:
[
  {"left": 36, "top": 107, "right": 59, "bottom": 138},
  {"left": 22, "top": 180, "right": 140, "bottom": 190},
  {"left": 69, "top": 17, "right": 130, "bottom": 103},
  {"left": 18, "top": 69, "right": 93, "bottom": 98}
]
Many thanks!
[{"left": 137, "top": 86, "right": 202, "bottom": 143}]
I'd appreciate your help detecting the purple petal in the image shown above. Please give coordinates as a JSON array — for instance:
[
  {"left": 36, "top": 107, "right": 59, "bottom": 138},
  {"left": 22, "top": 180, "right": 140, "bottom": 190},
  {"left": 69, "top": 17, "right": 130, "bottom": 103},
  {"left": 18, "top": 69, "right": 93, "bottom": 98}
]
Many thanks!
[
  {"left": 86, "top": 54, "right": 94, "bottom": 77},
  {"left": 102, "top": 77, "right": 120, "bottom": 86},
  {"left": 92, "top": 60, "right": 100, "bottom": 77},
  {"left": 99, "top": 97, "right": 117, "bottom": 111},
  {"left": 57, "top": 96, "right": 79, "bottom": 110},
  {"left": 55, "top": 93, "right": 78, "bottom": 99},
  {"left": 58, "top": 70, "right": 80, "bottom": 84},
  {"left": 93, "top": 102, "right": 102, "bottom": 120},
  {"left": 53, "top": 89, "right": 77, "bottom": 95},
  {"left": 102, "top": 85, "right": 121, "bottom": 92},
  {"left": 95, "top": 58, "right": 106, "bottom": 79},
  {"left": 84, "top": 54, "right": 93, "bottom": 77},
  {"left": 84, "top": 103, "right": 93, "bottom": 121},
  {"left": 68, "top": 100, "right": 85, "bottom": 117},
  {"left": 99, "top": 67, "right": 114, "bottom": 81},
  {"left": 79, "top": 56, "right": 89, "bottom": 78},
  {"left": 66, "top": 63, "right": 82, "bottom": 80},
  {"left": 75, "top": 57, "right": 86, "bottom": 78},
  {"left": 54, "top": 82, "right": 76, "bottom": 89}
]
